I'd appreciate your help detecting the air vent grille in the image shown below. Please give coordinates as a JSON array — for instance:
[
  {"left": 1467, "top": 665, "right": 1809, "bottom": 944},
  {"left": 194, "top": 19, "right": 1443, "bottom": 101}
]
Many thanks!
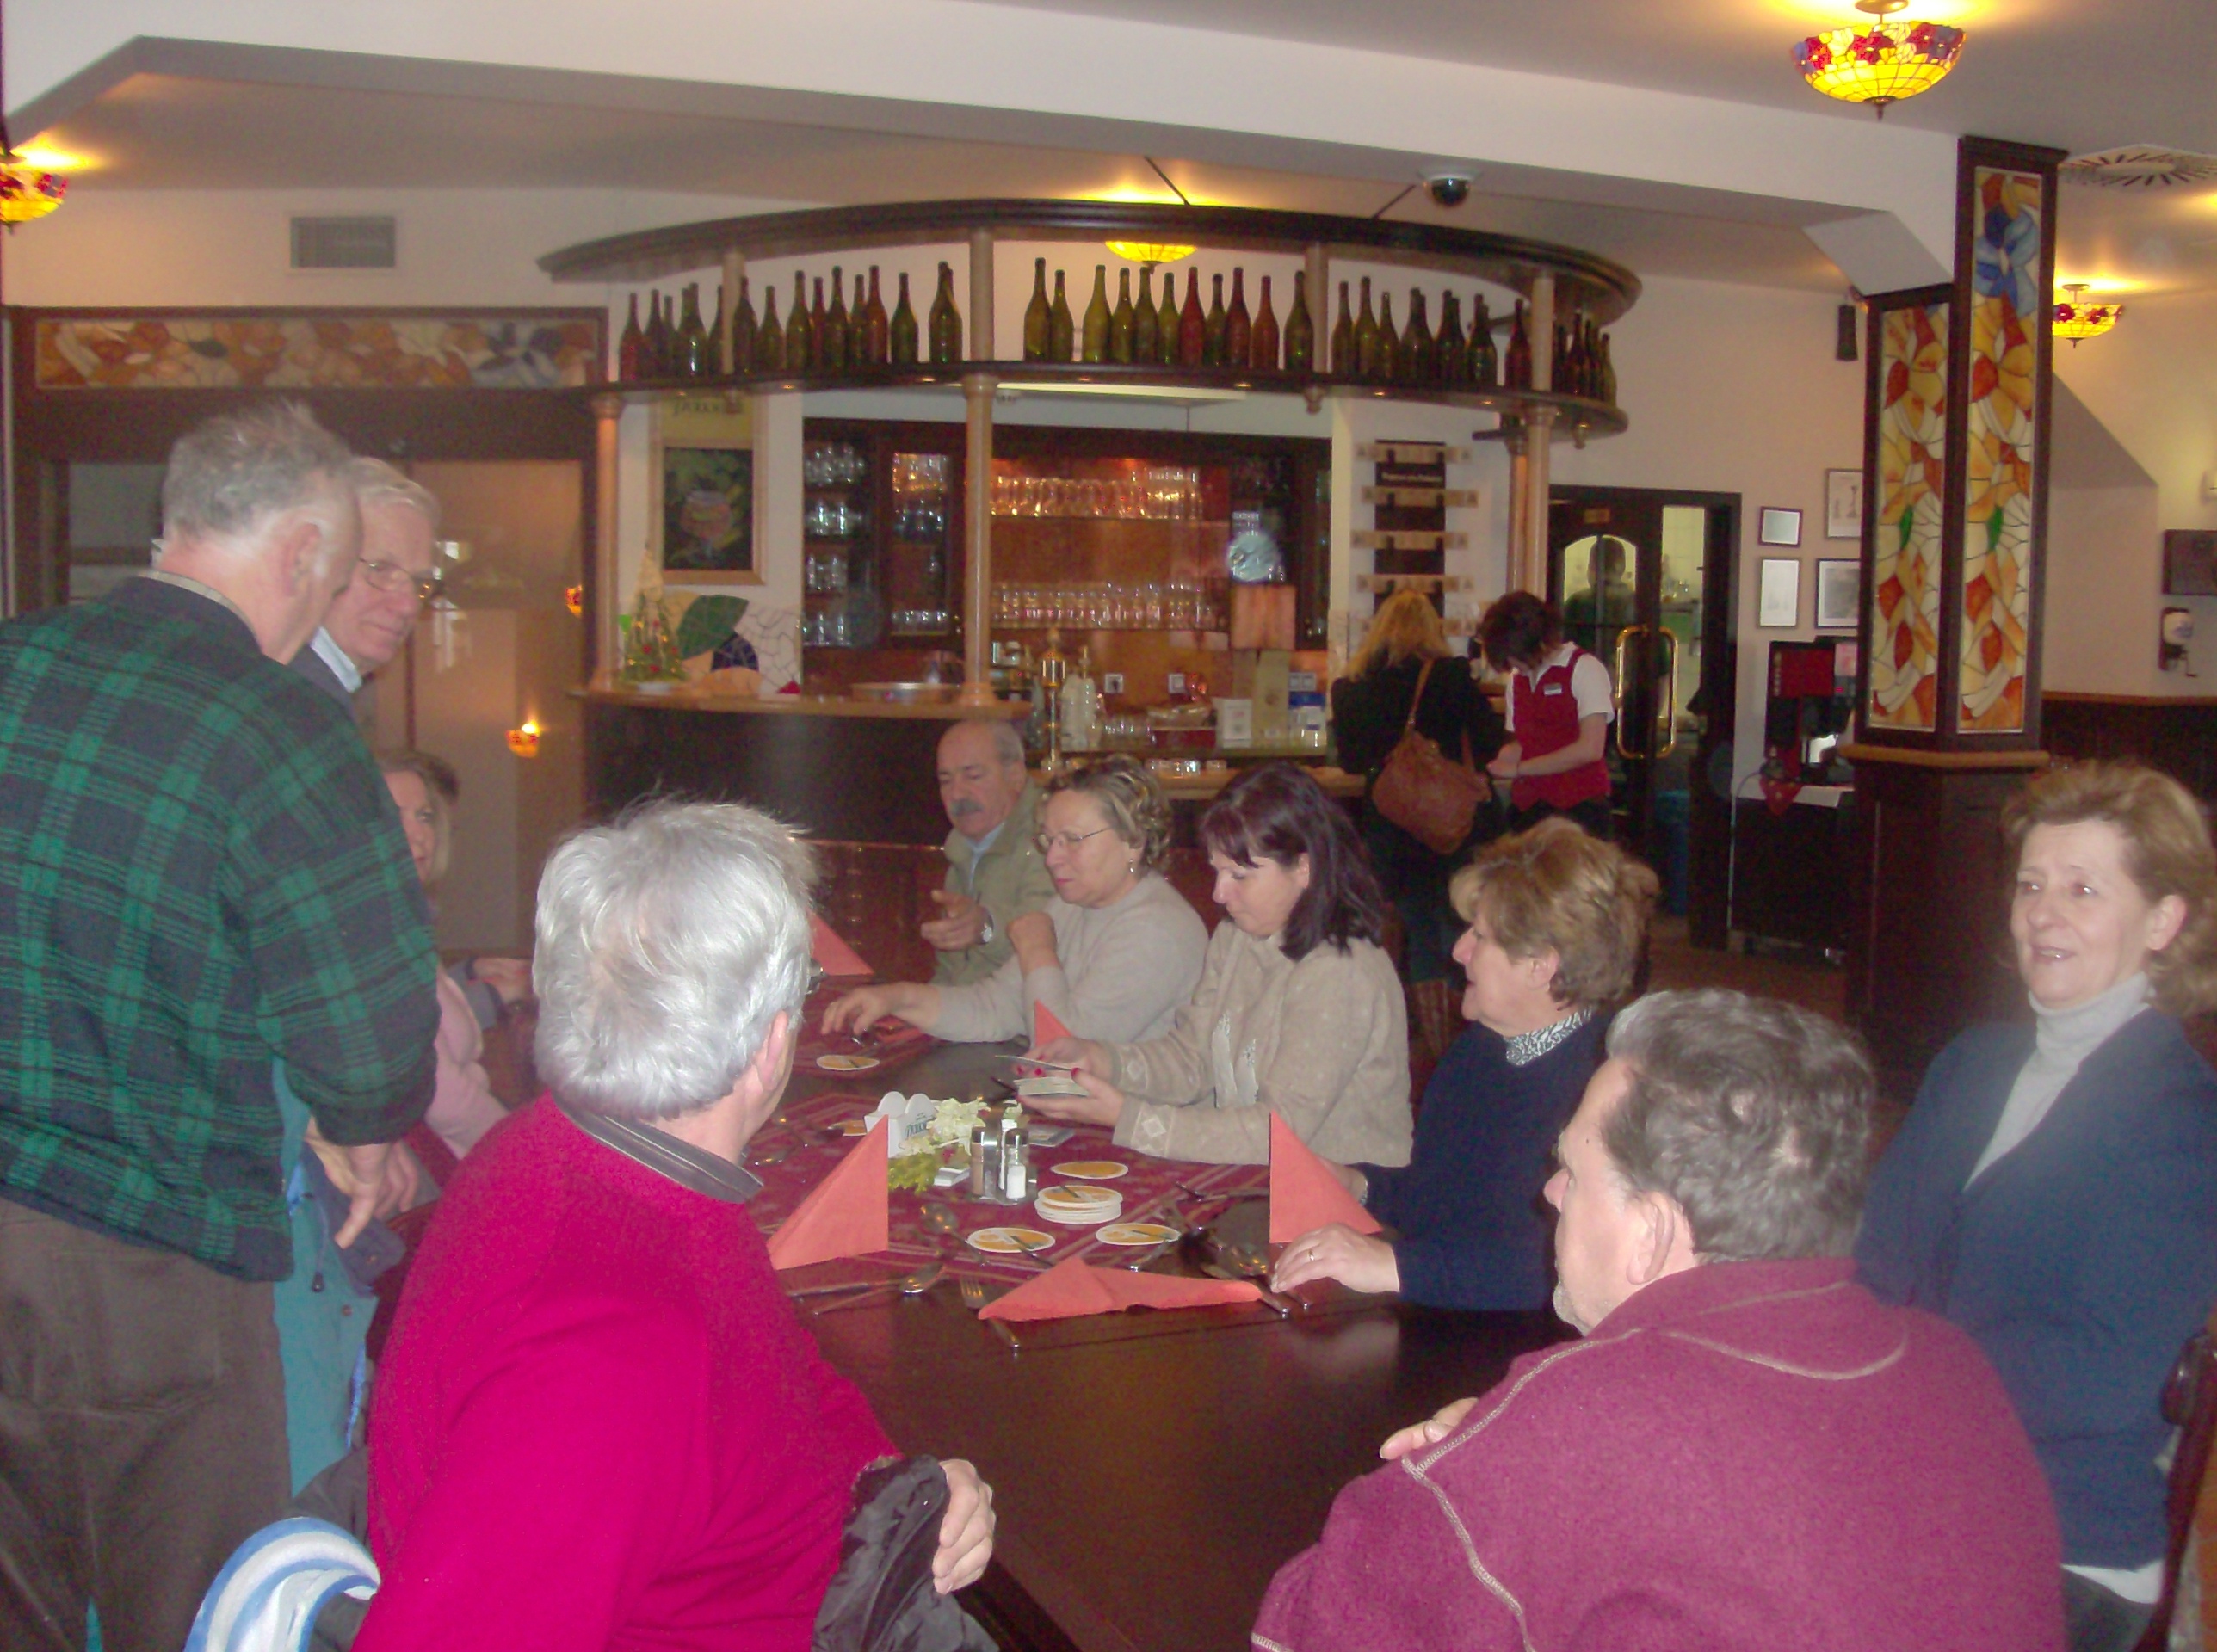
[
  {"left": 291, "top": 216, "right": 397, "bottom": 269},
  {"left": 2061, "top": 146, "right": 2217, "bottom": 190}
]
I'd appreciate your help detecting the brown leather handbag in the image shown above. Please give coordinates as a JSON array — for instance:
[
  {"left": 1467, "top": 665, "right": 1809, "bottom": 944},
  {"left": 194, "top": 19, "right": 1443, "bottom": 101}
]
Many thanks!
[{"left": 1368, "top": 657, "right": 1491, "bottom": 855}]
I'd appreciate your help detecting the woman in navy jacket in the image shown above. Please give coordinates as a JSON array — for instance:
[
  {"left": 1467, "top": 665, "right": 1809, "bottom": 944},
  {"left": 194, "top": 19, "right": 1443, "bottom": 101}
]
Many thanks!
[{"left": 1856, "top": 761, "right": 2217, "bottom": 1652}]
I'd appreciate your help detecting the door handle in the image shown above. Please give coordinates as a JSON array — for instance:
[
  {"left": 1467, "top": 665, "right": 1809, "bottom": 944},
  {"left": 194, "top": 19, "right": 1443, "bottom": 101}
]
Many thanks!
[
  {"left": 1655, "top": 629, "right": 1681, "bottom": 759},
  {"left": 1612, "top": 625, "right": 1646, "bottom": 759}
]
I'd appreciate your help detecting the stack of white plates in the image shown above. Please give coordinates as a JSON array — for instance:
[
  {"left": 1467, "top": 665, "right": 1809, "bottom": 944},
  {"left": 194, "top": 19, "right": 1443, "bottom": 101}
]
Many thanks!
[{"left": 1034, "top": 1183, "right": 1123, "bottom": 1226}]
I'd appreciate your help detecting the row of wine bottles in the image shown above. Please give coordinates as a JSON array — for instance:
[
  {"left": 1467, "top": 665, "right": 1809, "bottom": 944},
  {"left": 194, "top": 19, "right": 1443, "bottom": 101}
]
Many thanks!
[
  {"left": 618, "top": 262, "right": 966, "bottom": 380},
  {"left": 618, "top": 260, "right": 1616, "bottom": 404}
]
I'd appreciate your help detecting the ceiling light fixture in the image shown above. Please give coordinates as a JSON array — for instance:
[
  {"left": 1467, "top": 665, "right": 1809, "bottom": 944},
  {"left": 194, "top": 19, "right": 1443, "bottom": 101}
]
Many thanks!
[
  {"left": 2053, "top": 284, "right": 2123, "bottom": 345},
  {"left": 1794, "top": 0, "right": 1965, "bottom": 120},
  {"left": 1105, "top": 241, "right": 1195, "bottom": 268}
]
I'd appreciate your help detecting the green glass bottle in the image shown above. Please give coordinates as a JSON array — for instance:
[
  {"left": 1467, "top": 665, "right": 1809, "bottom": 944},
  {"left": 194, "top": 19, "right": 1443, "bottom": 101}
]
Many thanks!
[
  {"left": 813, "top": 277, "right": 835, "bottom": 372},
  {"left": 890, "top": 272, "right": 918, "bottom": 366},
  {"left": 1110, "top": 268, "right": 1136, "bottom": 364},
  {"left": 786, "top": 273, "right": 812, "bottom": 374},
  {"left": 1283, "top": 272, "right": 1313, "bottom": 373},
  {"left": 1134, "top": 268, "right": 1158, "bottom": 365},
  {"left": 1400, "top": 289, "right": 1434, "bottom": 385},
  {"left": 705, "top": 282, "right": 725, "bottom": 375},
  {"left": 731, "top": 278, "right": 757, "bottom": 377},
  {"left": 1080, "top": 265, "right": 1111, "bottom": 364},
  {"left": 861, "top": 269, "right": 887, "bottom": 366},
  {"left": 618, "top": 293, "right": 645, "bottom": 381},
  {"left": 1353, "top": 277, "right": 1380, "bottom": 379},
  {"left": 1177, "top": 270, "right": 1207, "bottom": 368},
  {"left": 1505, "top": 300, "right": 1533, "bottom": 391},
  {"left": 1468, "top": 295, "right": 1498, "bottom": 388},
  {"left": 1022, "top": 258, "right": 1051, "bottom": 362},
  {"left": 1202, "top": 274, "right": 1228, "bottom": 367},
  {"left": 1376, "top": 291, "right": 1400, "bottom": 382},
  {"left": 822, "top": 268, "right": 849, "bottom": 373},
  {"left": 1225, "top": 269, "right": 1251, "bottom": 368},
  {"left": 928, "top": 262, "right": 962, "bottom": 365},
  {"left": 643, "top": 288, "right": 668, "bottom": 378},
  {"left": 1435, "top": 292, "right": 1466, "bottom": 387},
  {"left": 1049, "top": 270, "right": 1075, "bottom": 362},
  {"left": 1250, "top": 274, "right": 1277, "bottom": 372},
  {"left": 1598, "top": 330, "right": 1617, "bottom": 405},
  {"left": 1329, "top": 280, "right": 1353, "bottom": 374},
  {"left": 1156, "top": 270, "right": 1182, "bottom": 366},
  {"left": 756, "top": 283, "right": 784, "bottom": 372}
]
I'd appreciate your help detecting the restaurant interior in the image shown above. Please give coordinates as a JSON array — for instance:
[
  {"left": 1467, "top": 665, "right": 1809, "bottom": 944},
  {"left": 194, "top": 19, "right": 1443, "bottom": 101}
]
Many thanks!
[{"left": 4, "top": 2, "right": 2217, "bottom": 1648}]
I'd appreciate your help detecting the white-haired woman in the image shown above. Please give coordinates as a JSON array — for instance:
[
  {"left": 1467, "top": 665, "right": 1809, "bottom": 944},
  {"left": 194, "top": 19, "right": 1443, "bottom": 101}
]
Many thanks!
[{"left": 356, "top": 802, "right": 992, "bottom": 1649}]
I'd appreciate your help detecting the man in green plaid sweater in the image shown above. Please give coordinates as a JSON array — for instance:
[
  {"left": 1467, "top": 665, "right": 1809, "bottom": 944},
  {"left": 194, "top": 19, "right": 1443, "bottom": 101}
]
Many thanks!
[{"left": 0, "top": 404, "right": 442, "bottom": 1652}]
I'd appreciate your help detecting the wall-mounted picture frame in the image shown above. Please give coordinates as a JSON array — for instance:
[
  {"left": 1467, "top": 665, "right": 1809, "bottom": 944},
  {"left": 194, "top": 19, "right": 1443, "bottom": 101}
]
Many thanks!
[
  {"left": 1825, "top": 468, "right": 1864, "bottom": 540},
  {"left": 1815, "top": 558, "right": 1862, "bottom": 630},
  {"left": 652, "top": 397, "right": 759, "bottom": 585},
  {"left": 1757, "top": 557, "right": 1802, "bottom": 628},
  {"left": 1757, "top": 506, "right": 1803, "bottom": 547}
]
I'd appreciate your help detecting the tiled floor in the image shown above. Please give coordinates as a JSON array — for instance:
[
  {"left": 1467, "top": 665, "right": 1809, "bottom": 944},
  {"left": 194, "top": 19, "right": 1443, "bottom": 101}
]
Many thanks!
[{"left": 1644, "top": 917, "right": 1848, "bottom": 1024}]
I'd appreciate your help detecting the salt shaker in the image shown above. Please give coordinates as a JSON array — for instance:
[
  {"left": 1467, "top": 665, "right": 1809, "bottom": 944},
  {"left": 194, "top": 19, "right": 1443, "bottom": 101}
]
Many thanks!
[
  {"left": 968, "top": 1122, "right": 996, "bottom": 1199},
  {"left": 998, "top": 1104, "right": 1028, "bottom": 1202}
]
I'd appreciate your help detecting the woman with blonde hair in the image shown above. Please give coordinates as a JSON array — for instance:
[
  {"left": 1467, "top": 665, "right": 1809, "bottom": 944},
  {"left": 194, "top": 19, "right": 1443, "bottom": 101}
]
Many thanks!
[
  {"left": 1857, "top": 760, "right": 2217, "bottom": 1652},
  {"left": 1273, "top": 817, "right": 1656, "bottom": 1310},
  {"left": 1331, "top": 589, "right": 1505, "bottom": 1046}
]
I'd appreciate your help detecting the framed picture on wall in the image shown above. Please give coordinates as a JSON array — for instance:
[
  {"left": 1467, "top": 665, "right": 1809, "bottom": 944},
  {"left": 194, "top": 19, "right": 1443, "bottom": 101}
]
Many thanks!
[
  {"left": 1825, "top": 468, "right": 1864, "bottom": 539},
  {"left": 1815, "top": 558, "right": 1862, "bottom": 629},
  {"left": 652, "top": 397, "right": 759, "bottom": 584},
  {"left": 1758, "top": 558, "right": 1802, "bottom": 628},
  {"left": 1757, "top": 507, "right": 1803, "bottom": 547}
]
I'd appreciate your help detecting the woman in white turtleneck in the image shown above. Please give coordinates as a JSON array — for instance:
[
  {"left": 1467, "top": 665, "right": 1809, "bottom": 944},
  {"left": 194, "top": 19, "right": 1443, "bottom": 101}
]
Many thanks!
[{"left": 1856, "top": 761, "right": 2217, "bottom": 1652}]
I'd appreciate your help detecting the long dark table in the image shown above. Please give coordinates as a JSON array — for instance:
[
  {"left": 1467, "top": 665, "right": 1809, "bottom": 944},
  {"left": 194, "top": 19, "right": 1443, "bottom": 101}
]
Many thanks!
[{"left": 785, "top": 1041, "right": 1567, "bottom": 1652}]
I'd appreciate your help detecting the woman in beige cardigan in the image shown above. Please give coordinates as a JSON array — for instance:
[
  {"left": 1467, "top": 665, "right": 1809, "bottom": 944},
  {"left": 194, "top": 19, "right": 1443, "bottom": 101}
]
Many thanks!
[{"left": 1032, "top": 763, "right": 1412, "bottom": 1168}]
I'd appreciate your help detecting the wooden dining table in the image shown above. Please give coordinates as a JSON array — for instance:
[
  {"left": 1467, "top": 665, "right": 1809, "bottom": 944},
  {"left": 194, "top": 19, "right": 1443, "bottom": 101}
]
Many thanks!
[{"left": 780, "top": 1035, "right": 1567, "bottom": 1652}]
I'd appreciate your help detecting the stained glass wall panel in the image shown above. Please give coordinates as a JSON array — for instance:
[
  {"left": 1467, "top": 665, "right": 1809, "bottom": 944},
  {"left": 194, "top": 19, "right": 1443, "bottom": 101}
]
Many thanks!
[{"left": 1868, "top": 301, "right": 1947, "bottom": 732}]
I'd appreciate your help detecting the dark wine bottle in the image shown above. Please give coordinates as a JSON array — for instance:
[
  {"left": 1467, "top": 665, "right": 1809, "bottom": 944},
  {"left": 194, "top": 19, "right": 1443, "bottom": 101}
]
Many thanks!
[
  {"left": 890, "top": 273, "right": 918, "bottom": 366},
  {"left": 1551, "top": 321, "right": 1569, "bottom": 395},
  {"left": 1049, "top": 270, "right": 1074, "bottom": 363},
  {"left": 732, "top": 280, "right": 757, "bottom": 377},
  {"left": 1353, "top": 278, "right": 1380, "bottom": 379},
  {"left": 1284, "top": 271, "right": 1313, "bottom": 373},
  {"left": 1156, "top": 271, "right": 1182, "bottom": 366},
  {"left": 618, "top": 293, "right": 645, "bottom": 381},
  {"left": 1469, "top": 296, "right": 1498, "bottom": 388},
  {"left": 1436, "top": 292, "right": 1466, "bottom": 386},
  {"left": 1251, "top": 274, "right": 1278, "bottom": 372},
  {"left": 1584, "top": 318, "right": 1603, "bottom": 399},
  {"left": 643, "top": 288, "right": 668, "bottom": 378},
  {"left": 1598, "top": 330, "right": 1617, "bottom": 405},
  {"left": 822, "top": 273, "right": 848, "bottom": 373},
  {"left": 787, "top": 273, "right": 812, "bottom": 375},
  {"left": 1110, "top": 268, "right": 1136, "bottom": 364},
  {"left": 1081, "top": 265, "right": 1111, "bottom": 364},
  {"left": 1177, "top": 270, "right": 1207, "bottom": 368},
  {"left": 1023, "top": 258, "right": 1051, "bottom": 362},
  {"left": 756, "top": 284, "right": 784, "bottom": 373},
  {"left": 1225, "top": 269, "right": 1252, "bottom": 369},
  {"left": 1505, "top": 300, "right": 1533, "bottom": 391},
  {"left": 1330, "top": 280, "right": 1354, "bottom": 374},
  {"left": 928, "top": 262, "right": 961, "bottom": 364},
  {"left": 1134, "top": 268, "right": 1158, "bottom": 364},
  {"left": 687, "top": 284, "right": 714, "bottom": 377},
  {"left": 861, "top": 270, "right": 887, "bottom": 366},
  {"left": 707, "top": 282, "right": 726, "bottom": 374},
  {"left": 1376, "top": 292, "right": 1400, "bottom": 383},
  {"left": 1203, "top": 274, "right": 1228, "bottom": 367},
  {"left": 1400, "top": 289, "right": 1434, "bottom": 385}
]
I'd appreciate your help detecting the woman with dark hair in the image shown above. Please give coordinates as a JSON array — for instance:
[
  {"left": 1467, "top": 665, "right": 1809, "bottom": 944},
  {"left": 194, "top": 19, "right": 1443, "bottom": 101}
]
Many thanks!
[
  {"left": 1029, "top": 762, "right": 1412, "bottom": 1167},
  {"left": 1478, "top": 589, "right": 1615, "bottom": 839}
]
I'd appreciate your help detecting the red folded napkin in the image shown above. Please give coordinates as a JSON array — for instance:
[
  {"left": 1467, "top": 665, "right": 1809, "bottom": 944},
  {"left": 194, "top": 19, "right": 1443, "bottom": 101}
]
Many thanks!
[
  {"left": 810, "top": 914, "right": 873, "bottom": 979},
  {"left": 1269, "top": 1111, "right": 1383, "bottom": 1243},
  {"left": 979, "top": 1254, "right": 1261, "bottom": 1322},
  {"left": 768, "top": 1119, "right": 890, "bottom": 1270},
  {"left": 1032, "top": 1000, "right": 1072, "bottom": 1047}
]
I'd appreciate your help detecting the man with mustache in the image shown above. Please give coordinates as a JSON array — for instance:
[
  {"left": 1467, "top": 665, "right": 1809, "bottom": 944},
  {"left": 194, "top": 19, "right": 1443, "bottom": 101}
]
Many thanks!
[{"left": 927, "top": 718, "right": 1052, "bottom": 986}]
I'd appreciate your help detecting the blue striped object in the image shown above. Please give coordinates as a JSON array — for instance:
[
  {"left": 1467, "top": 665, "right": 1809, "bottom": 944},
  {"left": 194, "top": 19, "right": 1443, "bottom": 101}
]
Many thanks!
[{"left": 182, "top": 1517, "right": 379, "bottom": 1652}]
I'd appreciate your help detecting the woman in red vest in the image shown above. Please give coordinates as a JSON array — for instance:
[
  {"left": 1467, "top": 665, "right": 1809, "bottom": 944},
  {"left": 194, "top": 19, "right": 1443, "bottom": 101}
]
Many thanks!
[{"left": 1479, "top": 591, "right": 1615, "bottom": 840}]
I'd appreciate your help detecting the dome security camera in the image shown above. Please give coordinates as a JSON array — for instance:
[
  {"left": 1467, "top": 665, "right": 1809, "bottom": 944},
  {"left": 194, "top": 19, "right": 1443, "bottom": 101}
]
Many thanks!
[{"left": 1425, "top": 171, "right": 1474, "bottom": 208}]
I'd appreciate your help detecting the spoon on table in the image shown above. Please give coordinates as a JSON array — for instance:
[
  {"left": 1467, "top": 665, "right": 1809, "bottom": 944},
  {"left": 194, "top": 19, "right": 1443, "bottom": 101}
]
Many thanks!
[
  {"left": 812, "top": 1261, "right": 944, "bottom": 1315},
  {"left": 918, "top": 1202, "right": 964, "bottom": 1247}
]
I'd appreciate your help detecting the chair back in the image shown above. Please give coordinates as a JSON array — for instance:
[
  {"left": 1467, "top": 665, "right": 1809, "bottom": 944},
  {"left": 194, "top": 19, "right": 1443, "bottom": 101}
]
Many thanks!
[{"left": 2133, "top": 1330, "right": 2216, "bottom": 1652}]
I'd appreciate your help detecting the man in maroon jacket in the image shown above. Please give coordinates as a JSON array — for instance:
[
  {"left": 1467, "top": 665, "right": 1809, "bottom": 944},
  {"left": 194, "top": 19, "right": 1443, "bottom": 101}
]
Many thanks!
[{"left": 1254, "top": 988, "right": 2065, "bottom": 1652}]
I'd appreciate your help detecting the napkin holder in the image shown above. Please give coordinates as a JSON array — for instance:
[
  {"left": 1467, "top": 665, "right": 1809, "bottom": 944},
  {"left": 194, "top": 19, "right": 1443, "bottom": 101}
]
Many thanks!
[{"left": 863, "top": 1091, "right": 938, "bottom": 1156}]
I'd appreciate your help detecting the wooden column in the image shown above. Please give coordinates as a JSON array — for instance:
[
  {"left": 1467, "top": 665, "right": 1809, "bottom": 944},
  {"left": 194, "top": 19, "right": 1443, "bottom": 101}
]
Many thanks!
[
  {"left": 957, "top": 372, "right": 997, "bottom": 705},
  {"left": 1503, "top": 422, "right": 1530, "bottom": 595},
  {"left": 1518, "top": 407, "right": 1555, "bottom": 597},
  {"left": 968, "top": 228, "right": 996, "bottom": 362},
  {"left": 590, "top": 390, "right": 624, "bottom": 685}
]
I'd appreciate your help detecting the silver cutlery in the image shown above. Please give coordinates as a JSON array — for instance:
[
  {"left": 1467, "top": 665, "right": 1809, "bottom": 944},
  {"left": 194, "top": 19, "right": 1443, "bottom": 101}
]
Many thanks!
[{"left": 811, "top": 1262, "right": 945, "bottom": 1316}]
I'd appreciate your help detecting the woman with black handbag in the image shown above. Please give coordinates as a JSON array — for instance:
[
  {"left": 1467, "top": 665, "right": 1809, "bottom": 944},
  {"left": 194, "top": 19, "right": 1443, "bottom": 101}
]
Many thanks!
[{"left": 1331, "top": 591, "right": 1506, "bottom": 1060}]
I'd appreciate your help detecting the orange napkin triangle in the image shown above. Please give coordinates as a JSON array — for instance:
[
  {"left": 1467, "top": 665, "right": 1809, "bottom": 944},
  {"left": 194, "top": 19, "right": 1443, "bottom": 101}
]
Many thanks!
[
  {"left": 768, "top": 1119, "right": 890, "bottom": 1270},
  {"left": 979, "top": 1254, "right": 1261, "bottom": 1322},
  {"left": 1269, "top": 1111, "right": 1383, "bottom": 1243},
  {"left": 810, "top": 913, "right": 873, "bottom": 979},
  {"left": 1032, "top": 1000, "right": 1072, "bottom": 1047}
]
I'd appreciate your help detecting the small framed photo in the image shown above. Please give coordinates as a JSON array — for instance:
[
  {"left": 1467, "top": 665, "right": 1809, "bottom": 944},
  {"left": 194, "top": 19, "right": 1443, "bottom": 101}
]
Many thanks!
[
  {"left": 1757, "top": 558, "right": 1802, "bottom": 629},
  {"left": 1825, "top": 468, "right": 1864, "bottom": 540},
  {"left": 1815, "top": 558, "right": 1862, "bottom": 630},
  {"left": 1758, "top": 507, "right": 1804, "bottom": 548}
]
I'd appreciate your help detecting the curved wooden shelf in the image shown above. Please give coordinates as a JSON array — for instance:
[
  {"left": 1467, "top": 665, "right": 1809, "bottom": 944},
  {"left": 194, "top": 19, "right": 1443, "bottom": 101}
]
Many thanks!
[
  {"left": 540, "top": 197, "right": 1640, "bottom": 324},
  {"left": 614, "top": 360, "right": 1627, "bottom": 438}
]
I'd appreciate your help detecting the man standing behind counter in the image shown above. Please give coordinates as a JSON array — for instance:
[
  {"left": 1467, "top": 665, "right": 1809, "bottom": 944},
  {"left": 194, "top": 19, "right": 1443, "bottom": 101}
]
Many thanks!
[
  {"left": 0, "top": 404, "right": 442, "bottom": 1652},
  {"left": 925, "top": 718, "right": 1052, "bottom": 986}
]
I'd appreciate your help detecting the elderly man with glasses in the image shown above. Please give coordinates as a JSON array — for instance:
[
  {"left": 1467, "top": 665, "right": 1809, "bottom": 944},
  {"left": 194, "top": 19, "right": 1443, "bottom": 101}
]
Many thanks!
[{"left": 292, "top": 459, "right": 443, "bottom": 709}]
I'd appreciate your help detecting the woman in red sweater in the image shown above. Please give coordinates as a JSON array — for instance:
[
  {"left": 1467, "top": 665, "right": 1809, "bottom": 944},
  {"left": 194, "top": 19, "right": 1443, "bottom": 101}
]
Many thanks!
[{"left": 1479, "top": 590, "right": 1615, "bottom": 840}]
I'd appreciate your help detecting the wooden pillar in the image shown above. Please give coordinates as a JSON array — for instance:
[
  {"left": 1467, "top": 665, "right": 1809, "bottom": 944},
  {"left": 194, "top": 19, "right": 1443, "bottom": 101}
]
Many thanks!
[
  {"left": 957, "top": 372, "right": 998, "bottom": 704},
  {"left": 968, "top": 228, "right": 995, "bottom": 362},
  {"left": 590, "top": 390, "right": 624, "bottom": 685},
  {"left": 719, "top": 248, "right": 744, "bottom": 374},
  {"left": 1528, "top": 273, "right": 1554, "bottom": 394},
  {"left": 1503, "top": 422, "right": 1530, "bottom": 595},
  {"left": 1844, "top": 135, "right": 2067, "bottom": 1092},
  {"left": 1519, "top": 406, "right": 1555, "bottom": 597}
]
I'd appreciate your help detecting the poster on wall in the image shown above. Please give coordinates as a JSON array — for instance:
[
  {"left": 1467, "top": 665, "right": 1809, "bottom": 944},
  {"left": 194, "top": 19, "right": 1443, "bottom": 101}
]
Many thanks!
[
  {"left": 1815, "top": 559, "right": 1862, "bottom": 630},
  {"left": 654, "top": 398, "right": 758, "bottom": 584},
  {"left": 1825, "top": 469, "right": 1863, "bottom": 540}
]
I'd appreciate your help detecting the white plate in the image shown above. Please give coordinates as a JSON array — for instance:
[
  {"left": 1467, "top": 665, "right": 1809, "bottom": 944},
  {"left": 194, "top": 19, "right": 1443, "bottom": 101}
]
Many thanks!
[
  {"left": 1036, "top": 1184, "right": 1120, "bottom": 1210},
  {"left": 816, "top": 1054, "right": 880, "bottom": 1073},
  {"left": 1035, "top": 1193, "right": 1122, "bottom": 1227},
  {"left": 966, "top": 1226, "right": 1057, "bottom": 1255},
  {"left": 1053, "top": 1160, "right": 1130, "bottom": 1180},
  {"left": 1096, "top": 1222, "right": 1179, "bottom": 1247}
]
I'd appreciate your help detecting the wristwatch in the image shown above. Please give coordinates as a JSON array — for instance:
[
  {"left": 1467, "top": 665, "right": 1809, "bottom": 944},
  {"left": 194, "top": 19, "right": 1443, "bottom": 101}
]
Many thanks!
[{"left": 978, "top": 911, "right": 997, "bottom": 946}]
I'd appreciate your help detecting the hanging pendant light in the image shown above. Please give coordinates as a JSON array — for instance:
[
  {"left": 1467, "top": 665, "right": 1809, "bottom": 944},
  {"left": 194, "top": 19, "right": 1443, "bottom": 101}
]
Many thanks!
[
  {"left": 1105, "top": 241, "right": 1195, "bottom": 269},
  {"left": 2053, "top": 284, "right": 2123, "bottom": 344},
  {"left": 1795, "top": 0, "right": 1966, "bottom": 119},
  {"left": 0, "top": 147, "right": 67, "bottom": 226}
]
